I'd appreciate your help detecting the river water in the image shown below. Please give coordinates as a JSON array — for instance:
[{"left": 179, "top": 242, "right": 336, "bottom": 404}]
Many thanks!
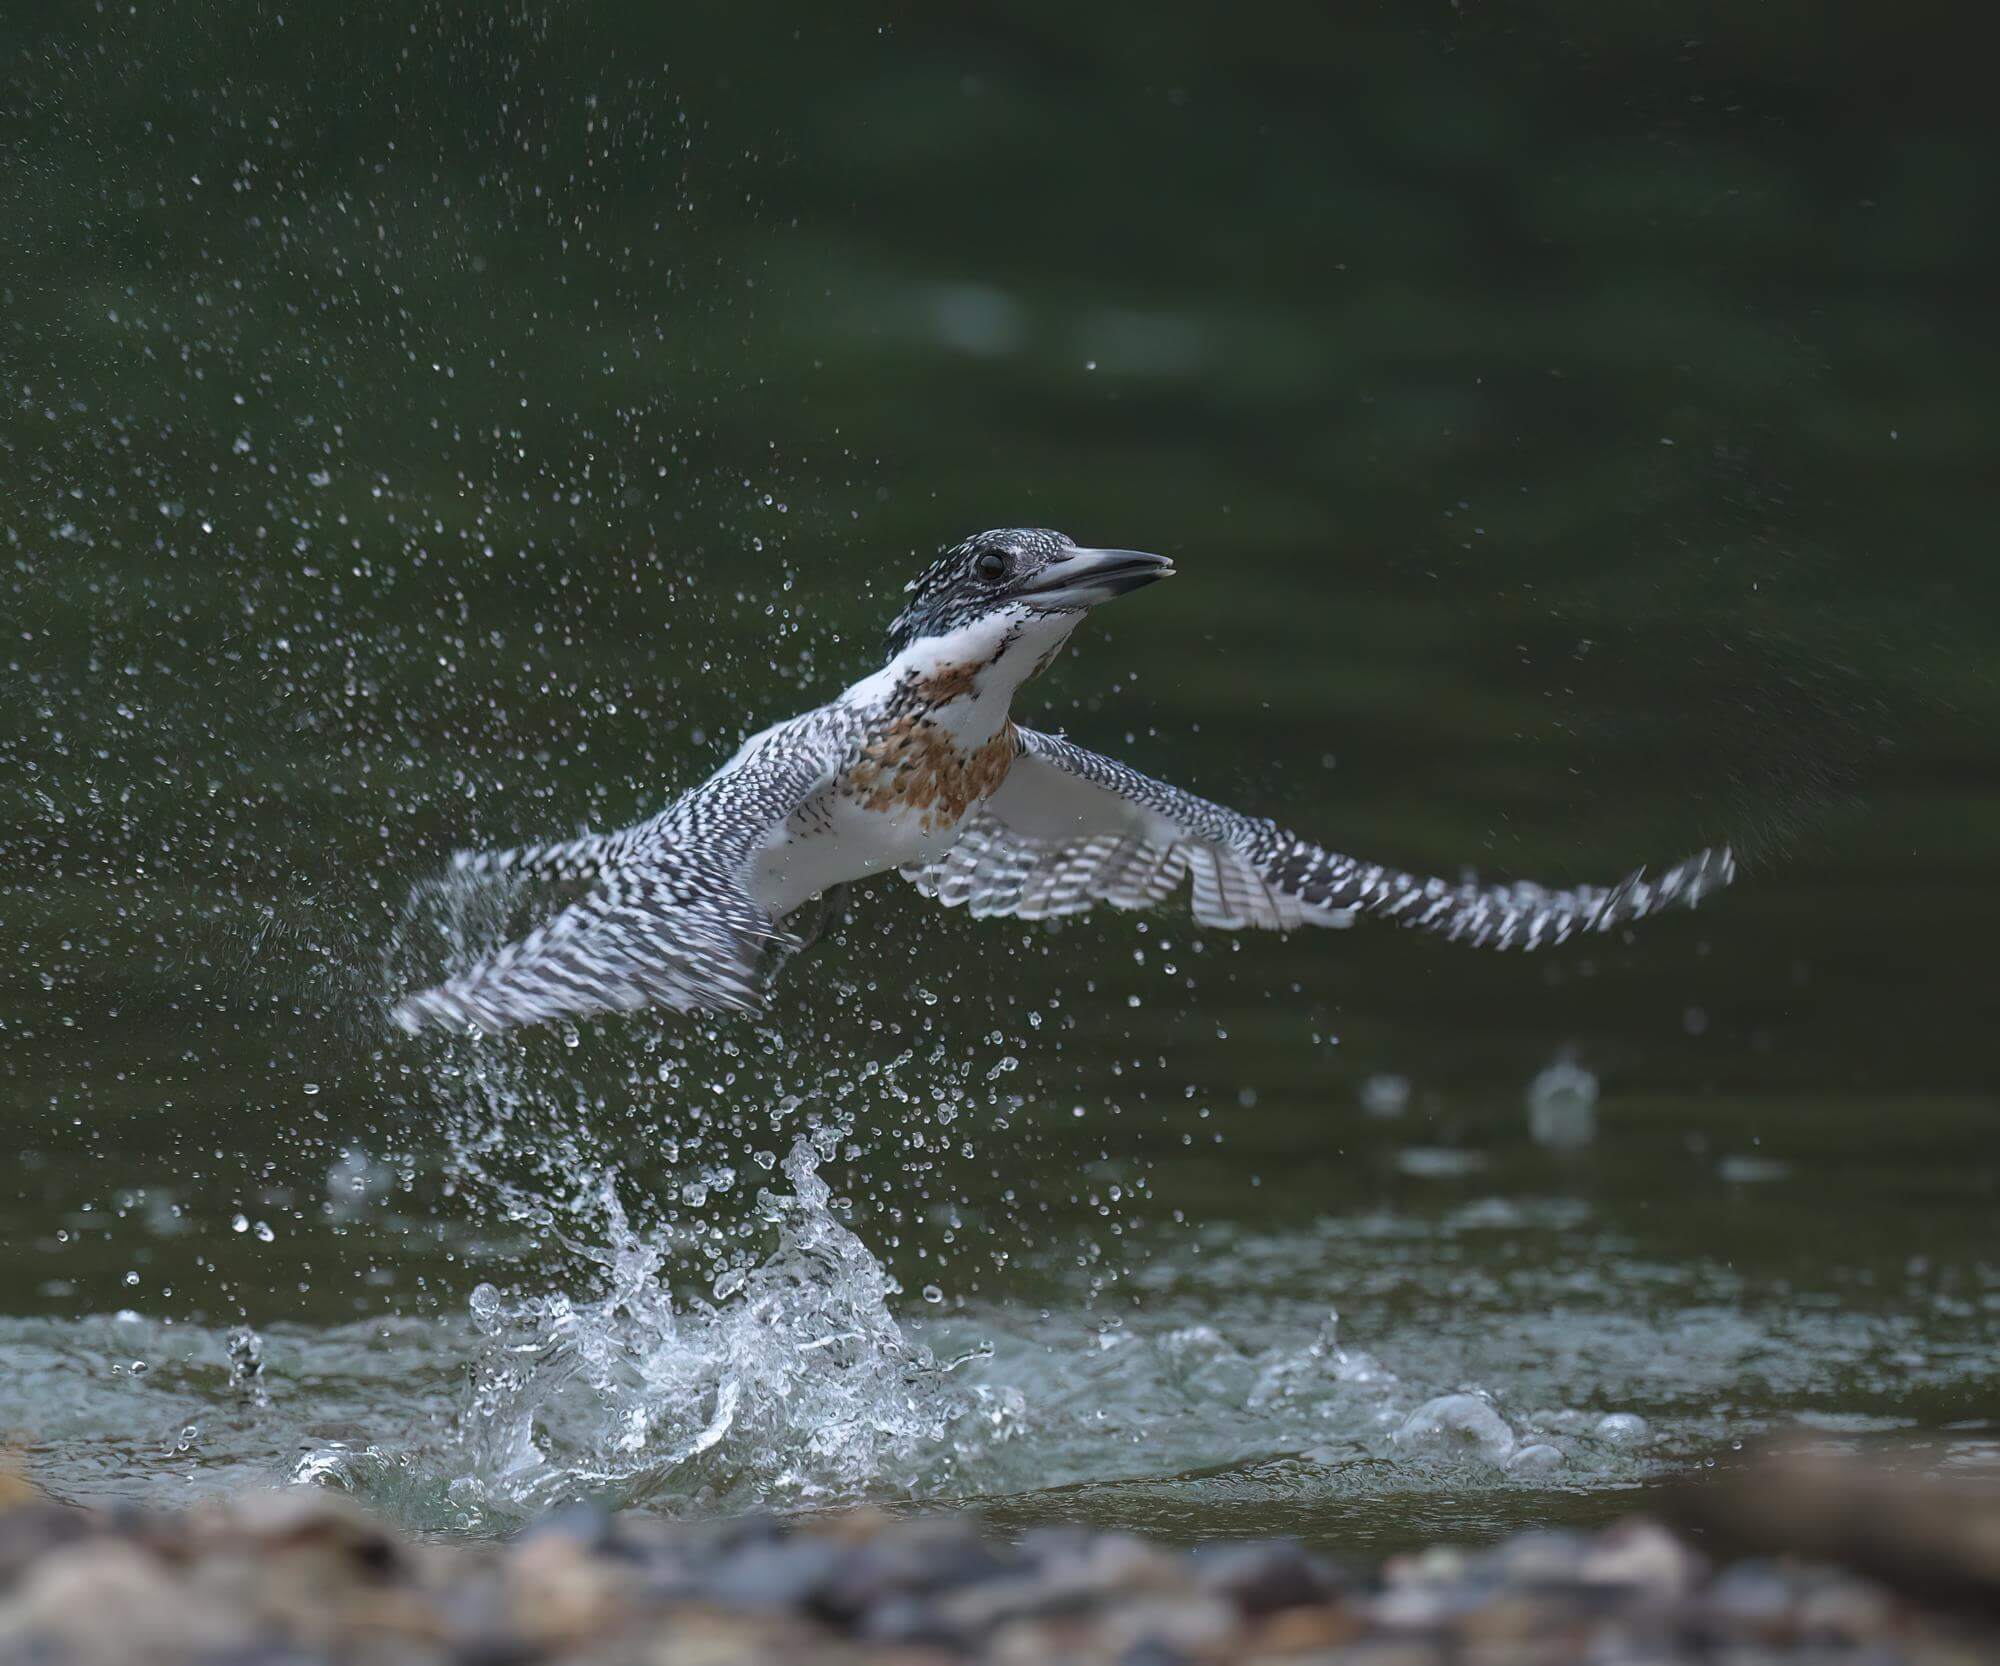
[{"left": 3, "top": 5, "right": 1995, "bottom": 1552}]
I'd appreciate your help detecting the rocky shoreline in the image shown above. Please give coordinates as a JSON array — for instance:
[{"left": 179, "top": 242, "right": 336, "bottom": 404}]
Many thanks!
[{"left": 2, "top": 1455, "right": 1995, "bottom": 1664}]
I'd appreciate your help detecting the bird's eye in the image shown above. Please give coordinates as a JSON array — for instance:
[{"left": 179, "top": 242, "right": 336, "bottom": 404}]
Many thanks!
[{"left": 974, "top": 550, "right": 1009, "bottom": 581}]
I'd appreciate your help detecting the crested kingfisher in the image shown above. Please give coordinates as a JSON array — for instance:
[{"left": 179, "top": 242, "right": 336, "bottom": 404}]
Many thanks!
[{"left": 392, "top": 530, "right": 1733, "bottom": 1034}]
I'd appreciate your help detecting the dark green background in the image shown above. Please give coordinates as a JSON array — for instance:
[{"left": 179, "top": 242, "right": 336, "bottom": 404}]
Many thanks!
[{"left": 2, "top": 1, "right": 1995, "bottom": 1536}]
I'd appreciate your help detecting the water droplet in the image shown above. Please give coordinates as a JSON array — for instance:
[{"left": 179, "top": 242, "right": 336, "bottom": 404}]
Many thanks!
[
  {"left": 921, "top": 1284, "right": 944, "bottom": 1304},
  {"left": 1360, "top": 1073, "right": 1411, "bottom": 1118},
  {"left": 1507, "top": 1442, "right": 1564, "bottom": 1474},
  {"left": 1393, "top": 1393, "right": 1516, "bottom": 1462},
  {"left": 226, "top": 1328, "right": 267, "bottom": 1403},
  {"left": 1595, "top": 1411, "right": 1650, "bottom": 1444},
  {"left": 1526, "top": 1052, "right": 1598, "bottom": 1150}
]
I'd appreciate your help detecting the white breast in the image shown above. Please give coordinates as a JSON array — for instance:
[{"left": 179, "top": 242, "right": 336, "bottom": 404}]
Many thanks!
[
  {"left": 749, "top": 791, "right": 959, "bottom": 919},
  {"left": 738, "top": 615, "right": 1049, "bottom": 922}
]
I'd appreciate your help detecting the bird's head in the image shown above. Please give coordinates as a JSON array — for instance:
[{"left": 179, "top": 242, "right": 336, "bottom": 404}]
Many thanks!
[{"left": 884, "top": 529, "right": 1173, "bottom": 677}]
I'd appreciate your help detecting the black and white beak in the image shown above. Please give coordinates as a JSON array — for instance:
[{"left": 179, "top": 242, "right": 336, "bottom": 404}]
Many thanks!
[{"left": 1015, "top": 547, "right": 1175, "bottom": 611}]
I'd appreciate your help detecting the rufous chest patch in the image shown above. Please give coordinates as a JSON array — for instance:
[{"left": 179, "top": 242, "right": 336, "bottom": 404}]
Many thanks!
[{"left": 844, "top": 717, "right": 1018, "bottom": 834}]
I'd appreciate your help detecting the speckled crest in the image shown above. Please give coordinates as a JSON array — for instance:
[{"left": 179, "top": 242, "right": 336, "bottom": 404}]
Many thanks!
[{"left": 885, "top": 527, "right": 1075, "bottom": 655}]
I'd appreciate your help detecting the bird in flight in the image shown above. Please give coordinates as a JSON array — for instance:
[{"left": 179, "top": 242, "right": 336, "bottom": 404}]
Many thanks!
[{"left": 391, "top": 530, "right": 1732, "bottom": 1034}]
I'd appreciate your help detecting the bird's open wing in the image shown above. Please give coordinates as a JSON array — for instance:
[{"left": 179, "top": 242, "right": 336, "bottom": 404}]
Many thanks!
[
  {"left": 391, "top": 726, "right": 836, "bottom": 1035},
  {"left": 903, "top": 727, "right": 1733, "bottom": 947},
  {"left": 389, "top": 860, "right": 778, "bottom": 1034}
]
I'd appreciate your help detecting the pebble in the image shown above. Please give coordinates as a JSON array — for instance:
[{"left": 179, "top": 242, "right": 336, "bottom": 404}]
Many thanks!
[
  {"left": 1097, "top": 1592, "right": 1238, "bottom": 1656},
  {"left": 1577, "top": 1519, "right": 1706, "bottom": 1596},
  {"left": 1703, "top": 1559, "right": 1800, "bottom": 1637},
  {"left": 1192, "top": 1537, "right": 1343, "bottom": 1614},
  {"left": 0, "top": 1503, "right": 92, "bottom": 1584},
  {"left": 0, "top": 1459, "right": 1986, "bottom": 1664},
  {"left": 697, "top": 1534, "right": 851, "bottom": 1612}
]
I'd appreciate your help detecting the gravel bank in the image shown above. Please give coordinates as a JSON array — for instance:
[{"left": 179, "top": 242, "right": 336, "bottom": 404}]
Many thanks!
[{"left": 1, "top": 1456, "right": 1994, "bottom": 1663}]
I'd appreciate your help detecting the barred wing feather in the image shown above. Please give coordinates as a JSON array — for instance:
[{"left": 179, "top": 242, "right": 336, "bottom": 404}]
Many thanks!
[
  {"left": 389, "top": 866, "right": 777, "bottom": 1034},
  {"left": 391, "top": 731, "right": 836, "bottom": 1035},
  {"left": 903, "top": 728, "right": 1733, "bottom": 948}
]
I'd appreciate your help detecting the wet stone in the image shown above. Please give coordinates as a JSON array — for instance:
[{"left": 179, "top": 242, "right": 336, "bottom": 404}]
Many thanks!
[
  {"left": 934, "top": 1531, "right": 1182, "bottom": 1637},
  {"left": 194, "top": 1487, "right": 406, "bottom": 1581},
  {"left": 2, "top": 1537, "right": 257, "bottom": 1659},
  {"left": 1480, "top": 1527, "right": 1591, "bottom": 1583},
  {"left": 1097, "top": 1593, "right": 1239, "bottom": 1656},
  {"left": 1382, "top": 1544, "right": 1471, "bottom": 1589},
  {"left": 438, "top": 1574, "right": 537, "bottom": 1666},
  {"left": 1794, "top": 1569, "right": 1895, "bottom": 1643},
  {"left": 1117, "top": 1637, "right": 1193, "bottom": 1666},
  {"left": 0, "top": 1503, "right": 93, "bottom": 1585},
  {"left": 696, "top": 1534, "right": 850, "bottom": 1613},
  {"left": 451, "top": 1643, "right": 542, "bottom": 1666},
  {"left": 1014, "top": 1523, "right": 1102, "bottom": 1571},
  {"left": 1044, "top": 1529, "right": 1179, "bottom": 1593},
  {"left": 2, "top": 1455, "right": 1997, "bottom": 1664},
  {"left": 815, "top": 1525, "right": 1012, "bottom": 1624},
  {"left": 507, "top": 1530, "right": 643, "bottom": 1648},
  {"left": 1577, "top": 1519, "right": 1706, "bottom": 1596},
  {"left": 935, "top": 1570, "right": 1101, "bottom": 1635},
  {"left": 1702, "top": 1558, "right": 1801, "bottom": 1638},
  {"left": 671, "top": 1510, "right": 789, "bottom": 1562},
  {"left": 1253, "top": 1601, "right": 1371, "bottom": 1654},
  {"left": 1192, "top": 1538, "right": 1343, "bottom": 1615},
  {"left": 855, "top": 1592, "right": 967, "bottom": 1648},
  {"left": 516, "top": 1500, "right": 630, "bottom": 1558}
]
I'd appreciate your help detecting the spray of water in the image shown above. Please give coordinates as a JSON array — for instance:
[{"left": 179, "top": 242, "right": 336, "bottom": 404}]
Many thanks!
[
  {"left": 298, "top": 859, "right": 985, "bottom": 1528},
  {"left": 276, "top": 870, "right": 1706, "bottom": 1536},
  {"left": 444, "top": 1132, "right": 970, "bottom": 1517}
]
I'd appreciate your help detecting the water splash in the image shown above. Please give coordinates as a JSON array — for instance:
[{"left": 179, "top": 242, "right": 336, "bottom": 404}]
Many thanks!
[
  {"left": 226, "top": 1326, "right": 269, "bottom": 1409},
  {"left": 298, "top": 873, "right": 982, "bottom": 1524},
  {"left": 258, "top": 865, "right": 1826, "bottom": 1534},
  {"left": 463, "top": 1133, "right": 967, "bottom": 1512}
]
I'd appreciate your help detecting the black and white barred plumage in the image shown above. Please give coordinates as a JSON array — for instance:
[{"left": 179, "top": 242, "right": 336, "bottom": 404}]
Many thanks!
[
  {"left": 907, "top": 729, "right": 1734, "bottom": 947},
  {"left": 392, "top": 528, "right": 1733, "bottom": 1034},
  {"left": 391, "top": 705, "right": 862, "bottom": 1034}
]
